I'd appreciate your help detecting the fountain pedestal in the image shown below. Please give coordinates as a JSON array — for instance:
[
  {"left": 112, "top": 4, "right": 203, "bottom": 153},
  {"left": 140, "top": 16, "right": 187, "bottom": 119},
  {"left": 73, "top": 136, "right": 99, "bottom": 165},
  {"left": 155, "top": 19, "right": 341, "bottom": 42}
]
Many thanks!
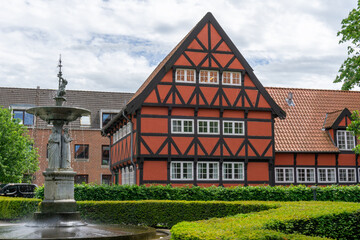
[{"left": 31, "top": 169, "right": 84, "bottom": 227}]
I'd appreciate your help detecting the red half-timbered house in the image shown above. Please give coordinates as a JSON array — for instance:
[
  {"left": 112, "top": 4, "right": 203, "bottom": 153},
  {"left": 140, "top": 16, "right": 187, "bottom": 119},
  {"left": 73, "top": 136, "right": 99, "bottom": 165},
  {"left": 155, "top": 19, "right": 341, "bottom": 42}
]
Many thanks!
[{"left": 102, "top": 12, "right": 287, "bottom": 186}]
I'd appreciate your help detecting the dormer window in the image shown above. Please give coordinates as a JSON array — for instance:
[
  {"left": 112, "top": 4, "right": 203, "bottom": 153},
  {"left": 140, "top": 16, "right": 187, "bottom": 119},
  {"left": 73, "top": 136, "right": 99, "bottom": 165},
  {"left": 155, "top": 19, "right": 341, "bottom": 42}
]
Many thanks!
[{"left": 337, "top": 130, "right": 355, "bottom": 150}]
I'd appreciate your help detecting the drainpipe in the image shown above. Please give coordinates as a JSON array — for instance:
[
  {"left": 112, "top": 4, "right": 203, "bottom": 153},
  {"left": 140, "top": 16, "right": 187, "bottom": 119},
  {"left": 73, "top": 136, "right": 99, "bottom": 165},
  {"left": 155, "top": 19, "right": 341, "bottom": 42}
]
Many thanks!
[{"left": 122, "top": 111, "right": 136, "bottom": 185}]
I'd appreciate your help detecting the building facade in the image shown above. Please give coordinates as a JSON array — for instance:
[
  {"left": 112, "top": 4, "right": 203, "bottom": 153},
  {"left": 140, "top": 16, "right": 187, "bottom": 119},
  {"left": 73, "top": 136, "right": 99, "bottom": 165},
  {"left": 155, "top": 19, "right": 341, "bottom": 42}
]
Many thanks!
[
  {"left": 103, "top": 12, "right": 359, "bottom": 187},
  {"left": 0, "top": 86, "right": 132, "bottom": 185}
]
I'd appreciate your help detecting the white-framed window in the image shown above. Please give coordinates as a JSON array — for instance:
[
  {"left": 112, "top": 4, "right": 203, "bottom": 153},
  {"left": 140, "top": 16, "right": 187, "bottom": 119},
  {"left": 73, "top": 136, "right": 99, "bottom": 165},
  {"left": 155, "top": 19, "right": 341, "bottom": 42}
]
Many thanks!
[
  {"left": 170, "top": 162, "right": 193, "bottom": 180},
  {"left": 198, "top": 120, "right": 219, "bottom": 134},
  {"left": 12, "top": 109, "right": 34, "bottom": 126},
  {"left": 338, "top": 168, "right": 356, "bottom": 183},
  {"left": 337, "top": 130, "right": 355, "bottom": 150},
  {"left": 197, "top": 162, "right": 219, "bottom": 180},
  {"left": 296, "top": 168, "right": 315, "bottom": 183},
  {"left": 223, "top": 121, "right": 244, "bottom": 135},
  {"left": 223, "top": 162, "right": 244, "bottom": 180},
  {"left": 175, "top": 69, "right": 195, "bottom": 83},
  {"left": 275, "top": 168, "right": 294, "bottom": 183},
  {"left": 171, "top": 119, "right": 194, "bottom": 134},
  {"left": 317, "top": 168, "right": 336, "bottom": 183},
  {"left": 80, "top": 115, "right": 91, "bottom": 126},
  {"left": 121, "top": 168, "right": 125, "bottom": 185},
  {"left": 101, "top": 111, "right": 118, "bottom": 129},
  {"left": 122, "top": 127, "right": 127, "bottom": 137},
  {"left": 222, "top": 71, "right": 241, "bottom": 86},
  {"left": 199, "top": 70, "right": 218, "bottom": 84},
  {"left": 129, "top": 166, "right": 135, "bottom": 185}
]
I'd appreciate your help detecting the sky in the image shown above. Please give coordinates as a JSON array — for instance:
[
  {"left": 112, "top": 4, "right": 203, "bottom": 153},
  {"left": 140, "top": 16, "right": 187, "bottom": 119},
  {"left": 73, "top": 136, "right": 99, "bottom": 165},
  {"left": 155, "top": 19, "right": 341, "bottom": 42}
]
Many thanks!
[{"left": 0, "top": 0, "right": 357, "bottom": 93}]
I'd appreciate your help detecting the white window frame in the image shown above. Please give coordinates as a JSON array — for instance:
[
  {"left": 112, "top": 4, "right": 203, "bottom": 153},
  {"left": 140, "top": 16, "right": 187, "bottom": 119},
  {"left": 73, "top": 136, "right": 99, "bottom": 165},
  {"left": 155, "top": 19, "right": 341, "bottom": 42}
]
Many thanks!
[
  {"left": 11, "top": 107, "right": 35, "bottom": 126},
  {"left": 337, "top": 130, "right": 355, "bottom": 151},
  {"left": 223, "top": 121, "right": 244, "bottom": 135},
  {"left": 296, "top": 168, "right": 315, "bottom": 183},
  {"left": 100, "top": 110, "right": 119, "bottom": 129},
  {"left": 175, "top": 69, "right": 196, "bottom": 83},
  {"left": 197, "top": 162, "right": 219, "bottom": 180},
  {"left": 80, "top": 115, "right": 91, "bottom": 127},
  {"left": 222, "top": 162, "right": 244, "bottom": 180},
  {"left": 170, "top": 161, "right": 194, "bottom": 180},
  {"left": 198, "top": 120, "right": 220, "bottom": 135},
  {"left": 275, "top": 167, "right": 294, "bottom": 183},
  {"left": 222, "top": 71, "right": 241, "bottom": 86},
  {"left": 338, "top": 168, "right": 356, "bottom": 183},
  {"left": 171, "top": 119, "right": 194, "bottom": 134},
  {"left": 199, "top": 70, "right": 219, "bottom": 84},
  {"left": 121, "top": 168, "right": 125, "bottom": 185},
  {"left": 317, "top": 168, "right": 336, "bottom": 183},
  {"left": 129, "top": 166, "right": 135, "bottom": 185}
]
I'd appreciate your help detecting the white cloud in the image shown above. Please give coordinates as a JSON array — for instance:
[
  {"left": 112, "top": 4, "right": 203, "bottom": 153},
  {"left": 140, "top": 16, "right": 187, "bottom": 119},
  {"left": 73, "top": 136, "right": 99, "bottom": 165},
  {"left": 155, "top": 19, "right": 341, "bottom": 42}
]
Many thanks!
[{"left": 0, "top": 0, "right": 357, "bottom": 93}]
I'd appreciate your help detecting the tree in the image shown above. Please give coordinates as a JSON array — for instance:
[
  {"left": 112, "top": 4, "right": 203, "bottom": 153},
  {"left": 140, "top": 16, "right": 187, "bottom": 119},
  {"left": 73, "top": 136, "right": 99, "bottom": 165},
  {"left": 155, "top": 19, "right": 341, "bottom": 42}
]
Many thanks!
[
  {"left": 0, "top": 107, "right": 39, "bottom": 183},
  {"left": 334, "top": 0, "right": 360, "bottom": 90}
]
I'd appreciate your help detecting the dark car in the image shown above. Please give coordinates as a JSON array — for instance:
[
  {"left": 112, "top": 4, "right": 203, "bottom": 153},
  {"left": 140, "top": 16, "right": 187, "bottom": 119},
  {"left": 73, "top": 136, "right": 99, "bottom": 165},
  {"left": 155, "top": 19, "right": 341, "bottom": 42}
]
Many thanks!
[{"left": 0, "top": 183, "right": 37, "bottom": 198}]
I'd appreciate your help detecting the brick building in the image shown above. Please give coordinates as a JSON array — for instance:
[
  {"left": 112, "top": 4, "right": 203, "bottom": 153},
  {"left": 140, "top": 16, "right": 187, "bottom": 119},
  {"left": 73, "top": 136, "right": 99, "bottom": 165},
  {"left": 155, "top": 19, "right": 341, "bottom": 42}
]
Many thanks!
[
  {"left": 0, "top": 86, "right": 132, "bottom": 185},
  {"left": 102, "top": 12, "right": 360, "bottom": 186}
]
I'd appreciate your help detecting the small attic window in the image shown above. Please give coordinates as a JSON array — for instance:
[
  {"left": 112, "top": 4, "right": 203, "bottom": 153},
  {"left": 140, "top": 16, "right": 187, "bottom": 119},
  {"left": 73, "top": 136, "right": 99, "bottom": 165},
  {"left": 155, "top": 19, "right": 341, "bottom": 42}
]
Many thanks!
[
  {"left": 285, "top": 92, "right": 295, "bottom": 107},
  {"left": 80, "top": 115, "right": 91, "bottom": 126}
]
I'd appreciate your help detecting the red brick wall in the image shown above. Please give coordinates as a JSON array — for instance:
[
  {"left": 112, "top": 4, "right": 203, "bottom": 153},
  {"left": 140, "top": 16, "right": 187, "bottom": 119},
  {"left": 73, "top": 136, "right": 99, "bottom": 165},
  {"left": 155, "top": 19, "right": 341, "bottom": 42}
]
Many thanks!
[{"left": 29, "top": 128, "right": 111, "bottom": 185}]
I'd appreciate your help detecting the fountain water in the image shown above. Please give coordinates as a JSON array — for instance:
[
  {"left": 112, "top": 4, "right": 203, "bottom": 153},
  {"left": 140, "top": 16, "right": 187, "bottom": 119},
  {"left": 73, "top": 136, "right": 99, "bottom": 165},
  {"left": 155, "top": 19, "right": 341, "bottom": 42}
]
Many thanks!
[{"left": 0, "top": 57, "right": 161, "bottom": 239}]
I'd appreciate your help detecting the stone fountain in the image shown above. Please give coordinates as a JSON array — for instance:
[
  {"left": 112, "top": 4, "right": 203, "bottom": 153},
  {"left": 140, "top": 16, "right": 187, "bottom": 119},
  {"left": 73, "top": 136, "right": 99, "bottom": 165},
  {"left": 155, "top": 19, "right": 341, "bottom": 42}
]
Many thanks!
[{"left": 0, "top": 58, "right": 161, "bottom": 239}]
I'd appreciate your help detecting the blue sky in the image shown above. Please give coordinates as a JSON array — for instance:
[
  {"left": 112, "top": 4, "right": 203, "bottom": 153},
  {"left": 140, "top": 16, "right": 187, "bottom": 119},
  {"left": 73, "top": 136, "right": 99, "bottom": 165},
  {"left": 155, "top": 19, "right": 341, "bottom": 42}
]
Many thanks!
[{"left": 0, "top": 0, "right": 357, "bottom": 92}]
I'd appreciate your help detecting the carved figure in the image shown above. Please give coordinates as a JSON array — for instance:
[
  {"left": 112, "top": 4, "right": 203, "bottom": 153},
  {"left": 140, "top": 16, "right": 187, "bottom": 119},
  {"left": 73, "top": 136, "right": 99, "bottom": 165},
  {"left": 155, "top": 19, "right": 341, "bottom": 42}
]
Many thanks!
[
  {"left": 48, "top": 127, "right": 61, "bottom": 169},
  {"left": 61, "top": 128, "right": 72, "bottom": 169},
  {"left": 57, "top": 77, "right": 68, "bottom": 97}
]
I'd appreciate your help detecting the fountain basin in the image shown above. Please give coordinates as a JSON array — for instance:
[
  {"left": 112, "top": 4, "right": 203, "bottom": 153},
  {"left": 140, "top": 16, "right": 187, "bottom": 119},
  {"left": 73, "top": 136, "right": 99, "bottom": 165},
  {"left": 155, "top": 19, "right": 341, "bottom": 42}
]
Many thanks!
[
  {"left": 0, "top": 223, "right": 158, "bottom": 240},
  {"left": 27, "top": 106, "right": 90, "bottom": 123}
]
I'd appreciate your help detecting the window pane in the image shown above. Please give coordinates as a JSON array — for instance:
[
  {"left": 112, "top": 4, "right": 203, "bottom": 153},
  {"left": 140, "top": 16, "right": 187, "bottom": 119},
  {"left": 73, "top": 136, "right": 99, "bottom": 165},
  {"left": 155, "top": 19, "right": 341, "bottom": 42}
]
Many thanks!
[
  {"left": 102, "top": 175, "right": 112, "bottom": 185},
  {"left": 209, "top": 71, "right": 218, "bottom": 83},
  {"left": 198, "top": 163, "right": 207, "bottom": 179},
  {"left": 102, "top": 145, "right": 110, "bottom": 165},
  {"left": 223, "top": 163, "right": 232, "bottom": 179},
  {"left": 198, "top": 121, "right": 208, "bottom": 133},
  {"left": 171, "top": 162, "right": 181, "bottom": 179},
  {"left": 200, "top": 71, "right": 208, "bottom": 83},
  {"left": 327, "top": 169, "right": 335, "bottom": 182},
  {"left": 102, "top": 113, "right": 111, "bottom": 126},
  {"left": 339, "top": 169, "right": 347, "bottom": 182},
  {"left": 346, "top": 132, "right": 355, "bottom": 149},
  {"left": 234, "top": 122, "right": 243, "bottom": 134},
  {"left": 187, "top": 70, "right": 195, "bottom": 82},
  {"left": 298, "top": 169, "right": 305, "bottom": 182},
  {"left": 183, "top": 120, "right": 193, "bottom": 133},
  {"left": 209, "top": 121, "right": 218, "bottom": 133},
  {"left": 80, "top": 116, "right": 91, "bottom": 126},
  {"left": 75, "top": 175, "right": 88, "bottom": 184},
  {"left": 285, "top": 169, "right": 293, "bottom": 181},
  {"left": 75, "top": 145, "right": 89, "bottom": 159},
  {"left": 172, "top": 120, "right": 182, "bottom": 132},
  {"left": 337, "top": 131, "right": 346, "bottom": 149},
  {"left": 183, "top": 162, "right": 193, "bottom": 179},
  {"left": 13, "top": 110, "right": 24, "bottom": 124},
  {"left": 307, "top": 169, "right": 315, "bottom": 182},
  {"left": 319, "top": 169, "right": 326, "bottom": 182},
  {"left": 223, "top": 72, "right": 231, "bottom": 84},
  {"left": 224, "top": 122, "right": 232, "bottom": 134},
  {"left": 232, "top": 72, "right": 240, "bottom": 85},
  {"left": 276, "top": 169, "right": 284, "bottom": 182},
  {"left": 24, "top": 112, "right": 34, "bottom": 125}
]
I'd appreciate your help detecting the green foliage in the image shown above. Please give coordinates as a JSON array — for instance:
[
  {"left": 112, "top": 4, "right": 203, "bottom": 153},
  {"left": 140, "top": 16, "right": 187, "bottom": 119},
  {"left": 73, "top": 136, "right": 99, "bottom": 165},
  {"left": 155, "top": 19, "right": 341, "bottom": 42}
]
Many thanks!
[
  {"left": 35, "top": 184, "right": 360, "bottom": 202},
  {"left": 347, "top": 110, "right": 360, "bottom": 154},
  {"left": 0, "top": 107, "right": 39, "bottom": 183},
  {"left": 171, "top": 201, "right": 360, "bottom": 240},
  {"left": 334, "top": 0, "right": 360, "bottom": 90},
  {"left": 77, "top": 200, "right": 276, "bottom": 228},
  {"left": 0, "top": 197, "right": 40, "bottom": 220}
]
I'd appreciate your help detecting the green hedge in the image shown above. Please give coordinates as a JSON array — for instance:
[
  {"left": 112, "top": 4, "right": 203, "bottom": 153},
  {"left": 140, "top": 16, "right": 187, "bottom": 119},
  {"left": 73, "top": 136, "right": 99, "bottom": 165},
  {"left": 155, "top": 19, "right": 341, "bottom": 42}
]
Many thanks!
[
  {"left": 35, "top": 184, "right": 360, "bottom": 202},
  {"left": 171, "top": 201, "right": 360, "bottom": 240},
  {"left": 0, "top": 197, "right": 40, "bottom": 220},
  {"left": 77, "top": 200, "right": 277, "bottom": 228}
]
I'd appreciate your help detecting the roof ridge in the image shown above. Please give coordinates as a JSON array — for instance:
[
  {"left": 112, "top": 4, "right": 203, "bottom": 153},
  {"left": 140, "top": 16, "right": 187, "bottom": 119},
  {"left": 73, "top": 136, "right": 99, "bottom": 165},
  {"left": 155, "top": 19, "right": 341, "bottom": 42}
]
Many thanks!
[
  {"left": 0, "top": 86, "right": 133, "bottom": 95},
  {"left": 265, "top": 86, "right": 360, "bottom": 93}
]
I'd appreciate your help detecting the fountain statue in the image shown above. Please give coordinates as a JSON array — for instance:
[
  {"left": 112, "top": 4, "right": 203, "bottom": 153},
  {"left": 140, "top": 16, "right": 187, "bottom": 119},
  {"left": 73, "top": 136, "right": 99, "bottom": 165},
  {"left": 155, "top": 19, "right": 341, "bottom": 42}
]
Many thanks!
[{"left": 0, "top": 57, "right": 161, "bottom": 239}]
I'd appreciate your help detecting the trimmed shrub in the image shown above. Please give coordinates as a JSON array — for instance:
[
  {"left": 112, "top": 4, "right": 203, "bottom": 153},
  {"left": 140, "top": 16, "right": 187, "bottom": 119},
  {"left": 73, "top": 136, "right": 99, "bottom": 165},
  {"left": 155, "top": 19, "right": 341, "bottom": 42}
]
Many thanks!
[
  {"left": 0, "top": 197, "right": 40, "bottom": 220},
  {"left": 34, "top": 184, "right": 360, "bottom": 202},
  {"left": 171, "top": 201, "right": 360, "bottom": 240},
  {"left": 77, "top": 200, "right": 277, "bottom": 227}
]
